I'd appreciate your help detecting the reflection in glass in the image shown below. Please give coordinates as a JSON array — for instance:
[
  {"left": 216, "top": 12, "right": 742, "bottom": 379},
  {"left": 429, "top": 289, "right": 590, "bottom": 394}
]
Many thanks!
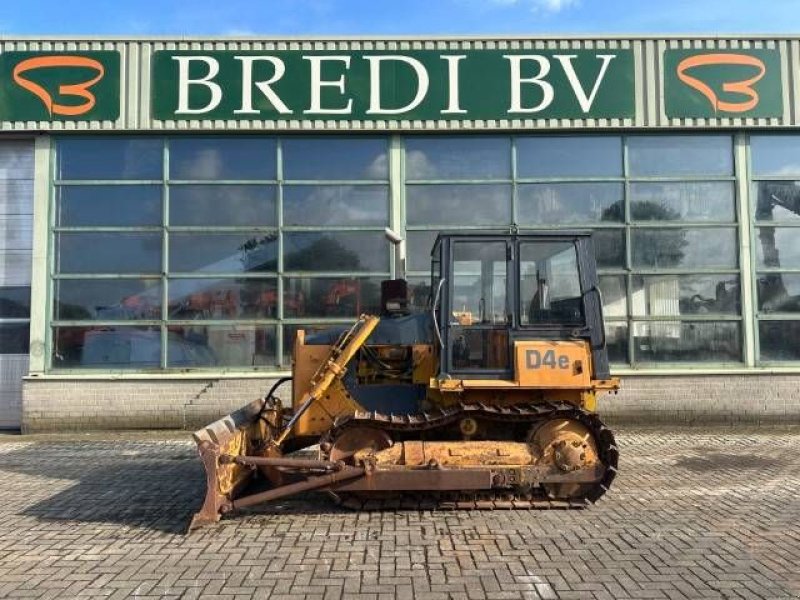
[
  {"left": 169, "top": 137, "right": 276, "bottom": 180},
  {"left": 170, "top": 233, "right": 278, "bottom": 273},
  {"left": 750, "top": 135, "right": 800, "bottom": 176},
  {"left": 53, "top": 326, "right": 161, "bottom": 368},
  {"left": 58, "top": 185, "right": 162, "bottom": 227},
  {"left": 283, "top": 138, "right": 388, "bottom": 180},
  {"left": 756, "top": 227, "right": 800, "bottom": 269},
  {"left": 630, "top": 182, "right": 735, "bottom": 222},
  {"left": 57, "top": 233, "right": 162, "bottom": 274},
  {"left": 605, "top": 322, "right": 628, "bottom": 364},
  {"left": 283, "top": 185, "right": 388, "bottom": 226},
  {"left": 520, "top": 242, "right": 583, "bottom": 326},
  {"left": 632, "top": 228, "right": 737, "bottom": 269},
  {"left": 628, "top": 135, "right": 733, "bottom": 177},
  {"left": 632, "top": 275, "right": 740, "bottom": 317},
  {"left": 406, "top": 230, "right": 440, "bottom": 272},
  {"left": 283, "top": 324, "right": 335, "bottom": 363},
  {"left": 283, "top": 277, "right": 382, "bottom": 317},
  {"left": 759, "top": 321, "right": 800, "bottom": 360},
  {"left": 406, "top": 184, "right": 511, "bottom": 226},
  {"left": 168, "top": 278, "right": 278, "bottom": 319},
  {"left": 516, "top": 136, "right": 622, "bottom": 178},
  {"left": 598, "top": 276, "right": 626, "bottom": 318},
  {"left": 0, "top": 323, "right": 29, "bottom": 354},
  {"left": 451, "top": 241, "right": 507, "bottom": 325},
  {"left": 167, "top": 325, "right": 277, "bottom": 367},
  {"left": 592, "top": 229, "right": 625, "bottom": 269},
  {"left": 0, "top": 286, "right": 30, "bottom": 319},
  {"left": 170, "top": 185, "right": 276, "bottom": 226},
  {"left": 753, "top": 181, "right": 800, "bottom": 222},
  {"left": 406, "top": 276, "right": 432, "bottom": 309},
  {"left": 757, "top": 273, "right": 800, "bottom": 313},
  {"left": 633, "top": 321, "right": 741, "bottom": 362},
  {"left": 284, "top": 232, "right": 388, "bottom": 273},
  {"left": 57, "top": 138, "right": 162, "bottom": 181},
  {"left": 406, "top": 137, "right": 510, "bottom": 180},
  {"left": 55, "top": 279, "right": 162, "bottom": 320},
  {"left": 518, "top": 183, "right": 623, "bottom": 225}
]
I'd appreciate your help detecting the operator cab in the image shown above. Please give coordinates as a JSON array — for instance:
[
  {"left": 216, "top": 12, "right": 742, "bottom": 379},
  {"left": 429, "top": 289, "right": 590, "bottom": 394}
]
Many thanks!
[{"left": 430, "top": 231, "right": 610, "bottom": 381}]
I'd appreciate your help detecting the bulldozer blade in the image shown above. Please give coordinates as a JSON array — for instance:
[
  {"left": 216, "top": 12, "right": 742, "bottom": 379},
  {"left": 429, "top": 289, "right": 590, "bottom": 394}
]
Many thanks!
[{"left": 189, "top": 397, "right": 269, "bottom": 531}]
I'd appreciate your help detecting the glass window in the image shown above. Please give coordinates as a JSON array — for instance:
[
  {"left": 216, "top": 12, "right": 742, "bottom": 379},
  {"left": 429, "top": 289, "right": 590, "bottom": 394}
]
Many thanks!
[
  {"left": 517, "top": 183, "right": 623, "bottom": 225},
  {"left": 628, "top": 136, "right": 733, "bottom": 177},
  {"left": 170, "top": 232, "right": 278, "bottom": 273},
  {"left": 283, "top": 138, "right": 388, "bottom": 181},
  {"left": 451, "top": 241, "right": 508, "bottom": 325},
  {"left": 282, "top": 323, "right": 335, "bottom": 363},
  {"left": 53, "top": 326, "right": 161, "bottom": 369},
  {"left": 57, "top": 138, "right": 162, "bottom": 180},
  {"left": 55, "top": 279, "right": 162, "bottom": 320},
  {"left": 0, "top": 286, "right": 30, "bottom": 318},
  {"left": 632, "top": 228, "right": 737, "bottom": 269},
  {"left": 57, "top": 233, "right": 162, "bottom": 274},
  {"left": 0, "top": 180, "right": 34, "bottom": 215},
  {"left": 406, "top": 184, "right": 511, "bottom": 226},
  {"left": 750, "top": 135, "right": 800, "bottom": 176},
  {"left": 757, "top": 274, "right": 800, "bottom": 313},
  {"left": 58, "top": 185, "right": 162, "bottom": 227},
  {"left": 407, "top": 276, "right": 433, "bottom": 310},
  {"left": 406, "top": 230, "right": 440, "bottom": 272},
  {"left": 520, "top": 241, "right": 583, "bottom": 326},
  {"left": 284, "top": 232, "right": 389, "bottom": 273},
  {"left": 169, "top": 185, "right": 276, "bottom": 227},
  {"left": 516, "top": 136, "right": 623, "bottom": 178},
  {"left": 633, "top": 321, "right": 741, "bottom": 362},
  {"left": 632, "top": 275, "right": 740, "bottom": 317},
  {"left": 630, "top": 182, "right": 735, "bottom": 222},
  {"left": 605, "top": 322, "right": 629, "bottom": 364},
  {"left": 598, "top": 276, "right": 626, "bottom": 318},
  {"left": 759, "top": 321, "right": 800, "bottom": 361},
  {"left": 283, "top": 277, "right": 382, "bottom": 318},
  {"left": 283, "top": 185, "right": 388, "bottom": 226},
  {"left": 755, "top": 227, "right": 800, "bottom": 269},
  {"left": 592, "top": 229, "right": 626, "bottom": 269},
  {"left": 169, "top": 137, "right": 276, "bottom": 180},
  {"left": 166, "top": 325, "right": 277, "bottom": 367},
  {"left": 0, "top": 323, "right": 29, "bottom": 354},
  {"left": 168, "top": 278, "right": 278, "bottom": 320},
  {"left": 406, "top": 137, "right": 510, "bottom": 180},
  {"left": 752, "top": 181, "right": 800, "bottom": 221}
]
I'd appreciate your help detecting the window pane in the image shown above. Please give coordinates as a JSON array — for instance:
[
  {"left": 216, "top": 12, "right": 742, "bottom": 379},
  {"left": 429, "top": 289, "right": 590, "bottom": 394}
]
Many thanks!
[
  {"left": 53, "top": 326, "right": 161, "bottom": 368},
  {"left": 0, "top": 286, "right": 30, "bottom": 318},
  {"left": 283, "top": 138, "right": 387, "bottom": 180},
  {"left": 284, "top": 232, "right": 388, "bottom": 273},
  {"left": 284, "top": 277, "right": 382, "bottom": 318},
  {"left": 406, "top": 137, "right": 510, "bottom": 180},
  {"left": 170, "top": 233, "right": 277, "bottom": 273},
  {"left": 633, "top": 321, "right": 741, "bottom": 362},
  {"left": 407, "top": 184, "right": 511, "bottom": 226},
  {"left": 599, "top": 276, "right": 626, "bottom": 318},
  {"left": 632, "top": 275, "right": 740, "bottom": 317},
  {"left": 755, "top": 227, "right": 800, "bottom": 269},
  {"left": 0, "top": 323, "right": 29, "bottom": 354},
  {"left": 632, "top": 228, "right": 737, "bottom": 269},
  {"left": 516, "top": 136, "right": 622, "bottom": 178},
  {"left": 593, "top": 229, "right": 625, "bottom": 269},
  {"left": 520, "top": 241, "right": 582, "bottom": 326},
  {"left": 167, "top": 325, "right": 277, "bottom": 367},
  {"left": 58, "top": 185, "right": 162, "bottom": 227},
  {"left": 750, "top": 135, "right": 800, "bottom": 176},
  {"left": 518, "top": 183, "right": 623, "bottom": 225},
  {"left": 170, "top": 185, "right": 276, "bottom": 227},
  {"left": 169, "top": 137, "right": 276, "bottom": 180},
  {"left": 757, "top": 273, "right": 800, "bottom": 313},
  {"left": 452, "top": 241, "right": 508, "bottom": 325},
  {"left": 407, "top": 276, "right": 432, "bottom": 309},
  {"left": 57, "top": 233, "right": 162, "bottom": 274},
  {"left": 283, "top": 185, "right": 388, "bottom": 226},
  {"left": 55, "top": 279, "right": 162, "bottom": 320},
  {"left": 759, "top": 321, "right": 800, "bottom": 360},
  {"left": 752, "top": 181, "right": 800, "bottom": 221},
  {"left": 407, "top": 230, "right": 440, "bottom": 272},
  {"left": 605, "top": 322, "right": 629, "bottom": 364},
  {"left": 283, "top": 323, "right": 336, "bottom": 363},
  {"left": 628, "top": 136, "right": 733, "bottom": 177},
  {"left": 630, "top": 182, "right": 735, "bottom": 222},
  {"left": 168, "top": 278, "right": 278, "bottom": 320},
  {"left": 57, "top": 138, "right": 162, "bottom": 180}
]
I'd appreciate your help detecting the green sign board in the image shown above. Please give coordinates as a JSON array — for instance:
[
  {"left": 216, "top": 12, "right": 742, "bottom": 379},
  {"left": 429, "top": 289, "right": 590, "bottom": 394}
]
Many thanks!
[
  {"left": 0, "top": 51, "right": 120, "bottom": 121},
  {"left": 664, "top": 49, "right": 782, "bottom": 118},
  {"left": 151, "top": 49, "right": 635, "bottom": 121}
]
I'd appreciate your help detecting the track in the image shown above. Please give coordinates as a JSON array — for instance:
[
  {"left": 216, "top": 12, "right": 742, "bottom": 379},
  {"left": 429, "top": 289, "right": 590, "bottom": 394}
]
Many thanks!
[{"left": 321, "top": 401, "right": 618, "bottom": 511}]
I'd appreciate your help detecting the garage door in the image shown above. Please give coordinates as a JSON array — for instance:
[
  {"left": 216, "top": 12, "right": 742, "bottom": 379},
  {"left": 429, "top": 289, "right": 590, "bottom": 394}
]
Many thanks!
[{"left": 0, "top": 141, "right": 33, "bottom": 429}]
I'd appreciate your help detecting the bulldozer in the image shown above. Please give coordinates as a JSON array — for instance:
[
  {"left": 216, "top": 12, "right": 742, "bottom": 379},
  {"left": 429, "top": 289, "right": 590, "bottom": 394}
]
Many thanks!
[{"left": 189, "top": 231, "right": 619, "bottom": 530}]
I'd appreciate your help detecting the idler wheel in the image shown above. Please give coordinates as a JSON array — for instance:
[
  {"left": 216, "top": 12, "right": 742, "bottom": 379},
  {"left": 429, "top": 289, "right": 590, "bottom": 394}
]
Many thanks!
[{"left": 530, "top": 418, "right": 600, "bottom": 500}]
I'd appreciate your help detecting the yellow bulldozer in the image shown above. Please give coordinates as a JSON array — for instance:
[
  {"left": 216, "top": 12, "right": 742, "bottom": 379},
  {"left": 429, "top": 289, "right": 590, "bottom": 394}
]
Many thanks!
[{"left": 190, "top": 231, "right": 619, "bottom": 529}]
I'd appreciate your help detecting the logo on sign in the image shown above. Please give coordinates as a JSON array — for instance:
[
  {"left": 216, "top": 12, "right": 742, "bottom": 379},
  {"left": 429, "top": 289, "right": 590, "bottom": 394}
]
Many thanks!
[
  {"left": 676, "top": 53, "right": 766, "bottom": 114},
  {"left": 12, "top": 55, "right": 105, "bottom": 116}
]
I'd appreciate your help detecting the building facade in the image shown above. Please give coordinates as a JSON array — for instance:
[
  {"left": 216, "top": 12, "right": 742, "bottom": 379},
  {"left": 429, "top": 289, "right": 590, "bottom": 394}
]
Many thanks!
[{"left": 2, "top": 35, "right": 800, "bottom": 430}]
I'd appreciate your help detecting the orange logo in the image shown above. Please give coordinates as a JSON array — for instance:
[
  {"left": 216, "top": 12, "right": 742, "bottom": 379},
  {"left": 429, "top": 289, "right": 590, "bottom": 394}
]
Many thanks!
[
  {"left": 12, "top": 55, "right": 105, "bottom": 116},
  {"left": 676, "top": 53, "right": 766, "bottom": 113}
]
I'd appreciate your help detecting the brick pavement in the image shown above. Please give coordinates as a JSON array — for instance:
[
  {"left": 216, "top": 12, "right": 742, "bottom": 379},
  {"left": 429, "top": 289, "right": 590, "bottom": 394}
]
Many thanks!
[{"left": 0, "top": 430, "right": 798, "bottom": 600}]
